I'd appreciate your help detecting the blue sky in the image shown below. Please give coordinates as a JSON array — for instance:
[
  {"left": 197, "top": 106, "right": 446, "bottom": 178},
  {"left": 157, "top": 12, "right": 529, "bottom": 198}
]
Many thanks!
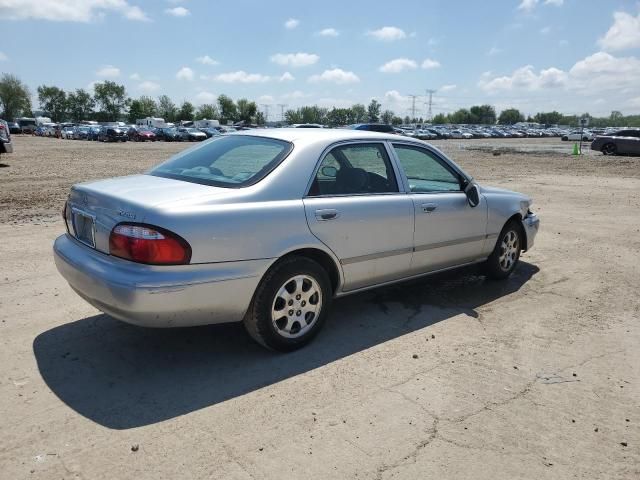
[{"left": 1, "top": 0, "right": 640, "bottom": 119}]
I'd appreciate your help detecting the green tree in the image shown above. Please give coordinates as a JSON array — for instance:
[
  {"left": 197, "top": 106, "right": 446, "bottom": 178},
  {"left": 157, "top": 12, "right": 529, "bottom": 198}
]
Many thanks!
[
  {"left": 469, "top": 105, "right": 496, "bottom": 124},
  {"left": 609, "top": 110, "right": 624, "bottom": 127},
  {"left": 176, "top": 101, "right": 195, "bottom": 121},
  {"left": 255, "top": 111, "right": 265, "bottom": 125},
  {"left": 367, "top": 99, "right": 381, "bottom": 122},
  {"left": 37, "top": 85, "right": 67, "bottom": 122},
  {"left": 284, "top": 109, "right": 302, "bottom": 124},
  {"left": 66, "top": 89, "right": 95, "bottom": 121},
  {"left": 93, "top": 81, "right": 128, "bottom": 121},
  {"left": 449, "top": 108, "right": 474, "bottom": 124},
  {"left": 380, "top": 109, "right": 394, "bottom": 124},
  {"left": 195, "top": 103, "right": 219, "bottom": 120},
  {"left": 236, "top": 98, "right": 257, "bottom": 123},
  {"left": 351, "top": 103, "right": 367, "bottom": 123},
  {"left": 128, "top": 96, "right": 157, "bottom": 123},
  {"left": 498, "top": 108, "right": 524, "bottom": 125},
  {"left": 533, "top": 111, "right": 562, "bottom": 125},
  {"left": 157, "top": 95, "right": 177, "bottom": 123},
  {"left": 432, "top": 113, "right": 448, "bottom": 124},
  {"left": 327, "top": 107, "right": 352, "bottom": 126},
  {"left": 391, "top": 116, "right": 403, "bottom": 125},
  {"left": 0, "top": 73, "right": 32, "bottom": 120},
  {"left": 217, "top": 94, "right": 237, "bottom": 123}
]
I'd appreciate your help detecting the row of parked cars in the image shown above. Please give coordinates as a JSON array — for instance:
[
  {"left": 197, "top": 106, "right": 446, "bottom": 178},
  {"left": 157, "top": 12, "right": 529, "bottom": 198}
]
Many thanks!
[{"left": 33, "top": 123, "right": 238, "bottom": 143}]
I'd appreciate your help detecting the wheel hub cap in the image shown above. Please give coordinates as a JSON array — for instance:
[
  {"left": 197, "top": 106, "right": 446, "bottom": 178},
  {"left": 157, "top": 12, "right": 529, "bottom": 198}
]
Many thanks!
[{"left": 271, "top": 275, "right": 322, "bottom": 338}]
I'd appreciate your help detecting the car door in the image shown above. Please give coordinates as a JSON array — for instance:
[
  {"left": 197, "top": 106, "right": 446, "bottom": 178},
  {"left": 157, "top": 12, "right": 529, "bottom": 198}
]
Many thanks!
[
  {"left": 391, "top": 143, "right": 488, "bottom": 273},
  {"left": 304, "top": 142, "right": 414, "bottom": 292}
]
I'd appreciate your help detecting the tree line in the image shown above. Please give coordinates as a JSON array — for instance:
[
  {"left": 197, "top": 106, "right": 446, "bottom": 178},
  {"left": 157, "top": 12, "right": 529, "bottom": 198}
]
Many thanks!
[{"left": 2, "top": 72, "right": 640, "bottom": 128}]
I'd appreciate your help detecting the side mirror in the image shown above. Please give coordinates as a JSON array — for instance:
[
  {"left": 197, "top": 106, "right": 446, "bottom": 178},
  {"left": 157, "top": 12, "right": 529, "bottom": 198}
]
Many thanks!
[
  {"left": 465, "top": 183, "right": 480, "bottom": 207},
  {"left": 321, "top": 166, "right": 338, "bottom": 178}
]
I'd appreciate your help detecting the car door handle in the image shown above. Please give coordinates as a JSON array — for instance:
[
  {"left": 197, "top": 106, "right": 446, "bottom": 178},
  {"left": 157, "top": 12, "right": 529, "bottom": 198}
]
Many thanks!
[
  {"left": 315, "top": 209, "right": 339, "bottom": 221},
  {"left": 421, "top": 203, "right": 437, "bottom": 213}
]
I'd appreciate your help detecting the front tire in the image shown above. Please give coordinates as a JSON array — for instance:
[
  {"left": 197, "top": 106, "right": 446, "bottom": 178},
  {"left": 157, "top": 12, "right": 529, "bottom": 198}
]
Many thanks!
[
  {"left": 244, "top": 256, "right": 332, "bottom": 351},
  {"left": 483, "top": 221, "right": 523, "bottom": 280}
]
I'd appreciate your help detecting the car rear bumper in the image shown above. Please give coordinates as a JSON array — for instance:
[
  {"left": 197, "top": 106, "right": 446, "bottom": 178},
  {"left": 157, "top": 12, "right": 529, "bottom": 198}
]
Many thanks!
[
  {"left": 522, "top": 212, "right": 539, "bottom": 251},
  {"left": 53, "top": 234, "right": 270, "bottom": 327},
  {"left": 0, "top": 140, "right": 12, "bottom": 154}
]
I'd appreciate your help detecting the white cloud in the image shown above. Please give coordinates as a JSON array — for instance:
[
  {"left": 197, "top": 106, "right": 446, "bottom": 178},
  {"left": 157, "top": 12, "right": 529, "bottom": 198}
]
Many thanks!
[
  {"left": 195, "top": 91, "right": 217, "bottom": 104},
  {"left": 540, "top": 26, "right": 551, "bottom": 35},
  {"left": 379, "top": 58, "right": 417, "bottom": 73},
  {"left": 284, "top": 18, "right": 299, "bottom": 29},
  {"left": 281, "top": 90, "right": 308, "bottom": 100},
  {"left": 129, "top": 73, "right": 141, "bottom": 80},
  {"left": 279, "top": 72, "right": 295, "bottom": 82},
  {"left": 308, "top": 68, "right": 360, "bottom": 84},
  {"left": 0, "top": 0, "right": 150, "bottom": 22},
  {"left": 138, "top": 81, "right": 160, "bottom": 93},
  {"left": 367, "top": 26, "right": 407, "bottom": 41},
  {"left": 384, "top": 90, "right": 406, "bottom": 104},
  {"left": 214, "top": 71, "right": 270, "bottom": 83},
  {"left": 176, "top": 66, "right": 194, "bottom": 81},
  {"left": 196, "top": 55, "right": 219, "bottom": 65},
  {"left": 258, "top": 95, "right": 275, "bottom": 103},
  {"left": 318, "top": 28, "right": 339, "bottom": 37},
  {"left": 421, "top": 58, "right": 441, "bottom": 69},
  {"left": 0, "top": 51, "right": 7, "bottom": 61},
  {"left": 96, "top": 65, "right": 120, "bottom": 77},
  {"left": 487, "top": 47, "right": 502, "bottom": 56},
  {"left": 440, "top": 84, "right": 457, "bottom": 92},
  {"left": 165, "top": 6, "right": 189, "bottom": 17},
  {"left": 479, "top": 51, "right": 640, "bottom": 95},
  {"left": 598, "top": 11, "right": 640, "bottom": 51},
  {"left": 544, "top": 0, "right": 563, "bottom": 5},
  {"left": 270, "top": 53, "right": 319, "bottom": 67},
  {"left": 518, "top": 0, "right": 538, "bottom": 12}
]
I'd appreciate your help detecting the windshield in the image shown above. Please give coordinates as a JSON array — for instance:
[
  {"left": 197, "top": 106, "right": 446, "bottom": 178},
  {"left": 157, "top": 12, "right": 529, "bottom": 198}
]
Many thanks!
[{"left": 149, "top": 135, "right": 293, "bottom": 188}]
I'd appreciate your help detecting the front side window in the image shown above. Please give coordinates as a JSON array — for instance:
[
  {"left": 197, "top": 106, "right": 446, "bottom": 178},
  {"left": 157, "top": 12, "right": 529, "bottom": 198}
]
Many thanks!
[
  {"left": 150, "top": 135, "right": 292, "bottom": 188},
  {"left": 393, "top": 144, "right": 461, "bottom": 193},
  {"left": 308, "top": 143, "right": 398, "bottom": 196}
]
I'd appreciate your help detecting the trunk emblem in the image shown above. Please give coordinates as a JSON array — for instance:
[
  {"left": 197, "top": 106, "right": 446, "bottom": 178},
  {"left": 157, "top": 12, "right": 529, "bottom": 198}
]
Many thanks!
[{"left": 118, "top": 210, "right": 137, "bottom": 220}]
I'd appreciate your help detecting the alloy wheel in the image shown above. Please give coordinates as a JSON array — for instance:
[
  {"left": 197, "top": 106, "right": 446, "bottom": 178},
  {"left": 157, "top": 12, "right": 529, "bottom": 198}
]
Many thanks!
[
  {"left": 271, "top": 275, "right": 322, "bottom": 338},
  {"left": 498, "top": 230, "right": 519, "bottom": 271}
]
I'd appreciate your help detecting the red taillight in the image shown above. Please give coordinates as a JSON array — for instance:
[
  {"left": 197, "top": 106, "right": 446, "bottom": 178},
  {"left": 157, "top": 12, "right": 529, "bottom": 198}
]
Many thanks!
[{"left": 109, "top": 223, "right": 191, "bottom": 265}]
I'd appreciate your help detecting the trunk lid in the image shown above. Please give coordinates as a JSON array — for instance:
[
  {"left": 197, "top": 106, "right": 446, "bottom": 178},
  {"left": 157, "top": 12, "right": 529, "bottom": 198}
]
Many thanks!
[{"left": 67, "top": 174, "right": 230, "bottom": 254}]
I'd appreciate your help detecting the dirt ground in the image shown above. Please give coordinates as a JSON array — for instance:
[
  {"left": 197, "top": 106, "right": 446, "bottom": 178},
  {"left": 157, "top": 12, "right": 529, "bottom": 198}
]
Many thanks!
[{"left": 0, "top": 135, "right": 638, "bottom": 479}]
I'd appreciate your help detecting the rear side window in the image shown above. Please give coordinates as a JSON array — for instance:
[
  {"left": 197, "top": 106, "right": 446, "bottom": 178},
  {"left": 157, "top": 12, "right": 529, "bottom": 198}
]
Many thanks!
[
  {"left": 308, "top": 143, "right": 398, "bottom": 196},
  {"left": 150, "top": 135, "right": 293, "bottom": 188}
]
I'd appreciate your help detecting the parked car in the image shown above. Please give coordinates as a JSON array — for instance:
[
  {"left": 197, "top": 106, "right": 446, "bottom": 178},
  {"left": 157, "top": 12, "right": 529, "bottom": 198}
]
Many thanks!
[
  {"left": 87, "top": 126, "right": 102, "bottom": 141},
  {"left": 590, "top": 129, "right": 640, "bottom": 156},
  {"left": 128, "top": 126, "right": 157, "bottom": 142},
  {"left": 154, "top": 127, "right": 182, "bottom": 142},
  {"left": 61, "top": 127, "right": 75, "bottom": 139},
  {"left": 72, "top": 126, "right": 91, "bottom": 140},
  {"left": 177, "top": 127, "right": 207, "bottom": 142},
  {"left": 53, "top": 129, "right": 539, "bottom": 351},
  {"left": 97, "top": 127, "right": 128, "bottom": 142},
  {"left": 561, "top": 130, "right": 594, "bottom": 141},
  {"left": 0, "top": 119, "right": 13, "bottom": 158},
  {"left": 348, "top": 123, "right": 396, "bottom": 134},
  {"left": 7, "top": 122, "right": 21, "bottom": 134},
  {"left": 198, "top": 127, "right": 222, "bottom": 139}
]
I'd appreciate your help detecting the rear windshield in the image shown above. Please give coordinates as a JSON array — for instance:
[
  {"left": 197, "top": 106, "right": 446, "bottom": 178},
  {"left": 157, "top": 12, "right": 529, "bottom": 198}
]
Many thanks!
[{"left": 149, "top": 135, "right": 293, "bottom": 188}]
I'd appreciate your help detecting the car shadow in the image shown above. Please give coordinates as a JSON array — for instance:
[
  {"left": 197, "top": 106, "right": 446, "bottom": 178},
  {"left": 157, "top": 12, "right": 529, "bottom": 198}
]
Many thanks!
[{"left": 34, "top": 262, "right": 539, "bottom": 430}]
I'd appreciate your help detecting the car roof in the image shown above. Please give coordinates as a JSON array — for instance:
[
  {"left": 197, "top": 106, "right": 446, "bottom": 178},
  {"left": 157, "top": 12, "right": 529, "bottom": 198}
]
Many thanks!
[{"left": 235, "top": 127, "right": 403, "bottom": 144}]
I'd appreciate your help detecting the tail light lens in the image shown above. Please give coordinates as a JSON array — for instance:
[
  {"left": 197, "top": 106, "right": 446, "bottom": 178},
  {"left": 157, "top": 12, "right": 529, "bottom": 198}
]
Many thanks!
[{"left": 109, "top": 223, "right": 191, "bottom": 265}]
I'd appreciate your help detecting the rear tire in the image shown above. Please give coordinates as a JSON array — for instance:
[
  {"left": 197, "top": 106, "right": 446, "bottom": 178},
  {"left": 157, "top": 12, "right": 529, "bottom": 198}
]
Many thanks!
[
  {"left": 602, "top": 143, "right": 617, "bottom": 155},
  {"left": 483, "top": 220, "right": 523, "bottom": 280},
  {"left": 244, "top": 256, "right": 332, "bottom": 351}
]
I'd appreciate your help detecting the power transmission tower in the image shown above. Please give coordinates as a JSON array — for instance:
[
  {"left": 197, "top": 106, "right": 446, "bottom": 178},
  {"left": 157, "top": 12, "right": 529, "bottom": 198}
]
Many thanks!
[
  {"left": 260, "top": 104, "right": 270, "bottom": 123},
  {"left": 407, "top": 94, "right": 419, "bottom": 124},
  {"left": 277, "top": 104, "right": 288, "bottom": 122},
  {"left": 425, "top": 89, "right": 436, "bottom": 122}
]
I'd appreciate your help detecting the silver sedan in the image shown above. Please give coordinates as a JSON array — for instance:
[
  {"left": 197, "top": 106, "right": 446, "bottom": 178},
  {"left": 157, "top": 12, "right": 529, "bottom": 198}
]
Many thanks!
[{"left": 53, "top": 129, "right": 539, "bottom": 350}]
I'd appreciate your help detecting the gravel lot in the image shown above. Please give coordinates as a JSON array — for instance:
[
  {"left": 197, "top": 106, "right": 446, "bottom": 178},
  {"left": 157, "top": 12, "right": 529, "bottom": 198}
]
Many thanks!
[{"left": 1, "top": 135, "right": 639, "bottom": 479}]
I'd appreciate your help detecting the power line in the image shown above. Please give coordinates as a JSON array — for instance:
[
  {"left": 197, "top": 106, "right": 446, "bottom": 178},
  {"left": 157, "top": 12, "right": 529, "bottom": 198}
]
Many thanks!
[
  {"left": 425, "top": 89, "right": 436, "bottom": 121},
  {"left": 260, "top": 104, "right": 270, "bottom": 122},
  {"left": 406, "top": 94, "right": 419, "bottom": 121}
]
